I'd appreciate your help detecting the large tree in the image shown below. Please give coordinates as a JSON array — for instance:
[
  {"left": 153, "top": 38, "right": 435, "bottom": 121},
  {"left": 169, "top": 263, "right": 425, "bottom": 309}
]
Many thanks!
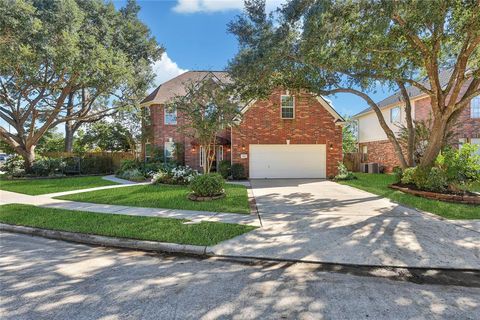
[
  {"left": 0, "top": 0, "right": 162, "bottom": 167},
  {"left": 228, "top": 0, "right": 480, "bottom": 169}
]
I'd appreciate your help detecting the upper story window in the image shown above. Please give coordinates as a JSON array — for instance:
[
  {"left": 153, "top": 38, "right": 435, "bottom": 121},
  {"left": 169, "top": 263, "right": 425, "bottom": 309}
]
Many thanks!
[
  {"left": 164, "top": 106, "right": 177, "bottom": 125},
  {"left": 390, "top": 106, "right": 401, "bottom": 123},
  {"left": 281, "top": 95, "right": 295, "bottom": 119},
  {"left": 471, "top": 96, "right": 480, "bottom": 119}
]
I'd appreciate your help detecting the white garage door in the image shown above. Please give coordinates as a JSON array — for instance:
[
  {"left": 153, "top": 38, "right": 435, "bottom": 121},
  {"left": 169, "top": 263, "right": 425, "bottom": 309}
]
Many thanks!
[{"left": 249, "top": 144, "right": 326, "bottom": 179}]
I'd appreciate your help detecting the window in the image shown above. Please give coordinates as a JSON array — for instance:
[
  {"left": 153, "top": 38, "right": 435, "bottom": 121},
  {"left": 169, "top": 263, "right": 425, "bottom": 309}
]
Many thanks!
[
  {"left": 164, "top": 107, "right": 177, "bottom": 125},
  {"left": 471, "top": 96, "right": 480, "bottom": 119},
  {"left": 281, "top": 95, "right": 295, "bottom": 119},
  {"left": 200, "top": 146, "right": 205, "bottom": 167},
  {"left": 390, "top": 106, "right": 401, "bottom": 123},
  {"left": 145, "top": 142, "right": 152, "bottom": 161},
  {"left": 362, "top": 145, "right": 368, "bottom": 154},
  {"left": 164, "top": 141, "right": 175, "bottom": 161}
]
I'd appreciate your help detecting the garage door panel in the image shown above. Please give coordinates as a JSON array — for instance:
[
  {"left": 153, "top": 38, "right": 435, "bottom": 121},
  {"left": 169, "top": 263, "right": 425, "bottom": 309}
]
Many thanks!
[{"left": 249, "top": 144, "right": 326, "bottom": 179}]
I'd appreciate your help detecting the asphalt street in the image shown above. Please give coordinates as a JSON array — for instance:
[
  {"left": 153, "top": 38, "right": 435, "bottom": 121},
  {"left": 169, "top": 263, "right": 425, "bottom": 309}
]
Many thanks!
[{"left": 1, "top": 232, "right": 479, "bottom": 320}]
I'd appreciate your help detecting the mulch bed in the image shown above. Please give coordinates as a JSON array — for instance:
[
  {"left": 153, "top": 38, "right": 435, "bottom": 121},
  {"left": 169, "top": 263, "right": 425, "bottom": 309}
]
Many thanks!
[
  {"left": 187, "top": 193, "right": 226, "bottom": 202},
  {"left": 389, "top": 183, "right": 480, "bottom": 205}
]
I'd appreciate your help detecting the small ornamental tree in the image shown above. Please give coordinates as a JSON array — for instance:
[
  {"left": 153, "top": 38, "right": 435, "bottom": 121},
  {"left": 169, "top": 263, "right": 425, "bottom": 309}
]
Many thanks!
[
  {"left": 170, "top": 77, "right": 241, "bottom": 174},
  {"left": 228, "top": 0, "right": 480, "bottom": 169}
]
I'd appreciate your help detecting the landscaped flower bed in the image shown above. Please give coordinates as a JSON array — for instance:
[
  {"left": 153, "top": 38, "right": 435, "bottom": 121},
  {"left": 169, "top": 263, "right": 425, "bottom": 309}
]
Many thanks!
[{"left": 389, "top": 184, "right": 480, "bottom": 205}]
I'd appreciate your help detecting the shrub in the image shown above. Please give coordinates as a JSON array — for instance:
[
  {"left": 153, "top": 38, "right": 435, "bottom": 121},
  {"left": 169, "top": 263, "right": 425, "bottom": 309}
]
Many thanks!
[
  {"left": 231, "top": 163, "right": 245, "bottom": 180},
  {"left": 3, "top": 155, "right": 25, "bottom": 178},
  {"left": 436, "top": 144, "right": 480, "bottom": 192},
  {"left": 190, "top": 173, "right": 225, "bottom": 197},
  {"left": 411, "top": 166, "right": 430, "bottom": 190},
  {"left": 31, "top": 157, "right": 66, "bottom": 176},
  {"left": 152, "top": 165, "right": 198, "bottom": 185},
  {"left": 334, "top": 162, "right": 356, "bottom": 181},
  {"left": 425, "top": 167, "right": 448, "bottom": 192},
  {"left": 393, "top": 166, "right": 403, "bottom": 183},
  {"left": 116, "top": 169, "right": 146, "bottom": 182},
  {"left": 119, "top": 159, "right": 142, "bottom": 172},
  {"left": 218, "top": 160, "right": 231, "bottom": 179},
  {"left": 400, "top": 167, "right": 416, "bottom": 185}
]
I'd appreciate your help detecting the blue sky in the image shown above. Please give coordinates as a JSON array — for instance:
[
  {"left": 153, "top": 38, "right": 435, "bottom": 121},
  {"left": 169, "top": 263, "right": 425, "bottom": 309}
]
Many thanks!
[{"left": 113, "top": 0, "right": 396, "bottom": 116}]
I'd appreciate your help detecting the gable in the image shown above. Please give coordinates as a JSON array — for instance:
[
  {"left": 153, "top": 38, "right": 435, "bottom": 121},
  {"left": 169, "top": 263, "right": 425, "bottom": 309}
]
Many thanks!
[{"left": 239, "top": 91, "right": 345, "bottom": 124}]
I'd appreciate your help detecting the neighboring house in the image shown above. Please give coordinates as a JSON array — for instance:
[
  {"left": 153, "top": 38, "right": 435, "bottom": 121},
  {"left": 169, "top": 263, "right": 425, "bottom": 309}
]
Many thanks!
[
  {"left": 140, "top": 71, "right": 345, "bottom": 178},
  {"left": 353, "top": 71, "right": 480, "bottom": 172}
]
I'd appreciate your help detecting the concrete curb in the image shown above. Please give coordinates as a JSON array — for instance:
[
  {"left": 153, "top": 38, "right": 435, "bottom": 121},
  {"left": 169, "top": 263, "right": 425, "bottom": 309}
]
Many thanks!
[{"left": 0, "top": 224, "right": 212, "bottom": 256}]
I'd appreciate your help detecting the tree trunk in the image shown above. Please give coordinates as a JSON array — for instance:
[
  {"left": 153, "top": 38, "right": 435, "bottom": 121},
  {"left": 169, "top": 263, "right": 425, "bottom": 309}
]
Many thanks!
[
  {"left": 64, "top": 121, "right": 74, "bottom": 152},
  {"left": 419, "top": 116, "right": 448, "bottom": 167},
  {"left": 14, "top": 145, "right": 36, "bottom": 171}
]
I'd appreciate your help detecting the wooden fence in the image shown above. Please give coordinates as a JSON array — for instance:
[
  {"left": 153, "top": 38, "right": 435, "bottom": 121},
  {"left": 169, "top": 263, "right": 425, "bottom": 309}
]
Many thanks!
[
  {"left": 343, "top": 152, "right": 368, "bottom": 172},
  {"left": 42, "top": 151, "right": 137, "bottom": 171}
]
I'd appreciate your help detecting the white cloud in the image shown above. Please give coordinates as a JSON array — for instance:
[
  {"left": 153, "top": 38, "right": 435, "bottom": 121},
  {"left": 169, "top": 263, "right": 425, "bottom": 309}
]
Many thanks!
[
  {"left": 152, "top": 52, "right": 188, "bottom": 86},
  {"left": 173, "top": 0, "right": 285, "bottom": 14}
]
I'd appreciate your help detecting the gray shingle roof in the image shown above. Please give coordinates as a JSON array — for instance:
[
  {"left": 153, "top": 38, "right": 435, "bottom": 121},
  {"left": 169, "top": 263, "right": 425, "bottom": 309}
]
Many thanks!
[{"left": 353, "top": 69, "right": 453, "bottom": 117}]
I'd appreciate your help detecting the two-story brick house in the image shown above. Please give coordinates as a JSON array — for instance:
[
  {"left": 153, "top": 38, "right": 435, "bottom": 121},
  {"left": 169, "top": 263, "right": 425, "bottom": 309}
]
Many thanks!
[
  {"left": 141, "top": 71, "right": 345, "bottom": 178},
  {"left": 353, "top": 72, "right": 480, "bottom": 172}
]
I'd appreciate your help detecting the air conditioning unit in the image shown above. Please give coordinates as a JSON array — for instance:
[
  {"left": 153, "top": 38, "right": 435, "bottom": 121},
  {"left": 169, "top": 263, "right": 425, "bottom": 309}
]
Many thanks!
[{"left": 361, "top": 162, "right": 380, "bottom": 174}]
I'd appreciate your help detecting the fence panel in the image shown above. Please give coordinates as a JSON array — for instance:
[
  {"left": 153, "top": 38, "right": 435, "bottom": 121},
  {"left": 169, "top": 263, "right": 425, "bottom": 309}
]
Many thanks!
[{"left": 343, "top": 153, "right": 367, "bottom": 172}]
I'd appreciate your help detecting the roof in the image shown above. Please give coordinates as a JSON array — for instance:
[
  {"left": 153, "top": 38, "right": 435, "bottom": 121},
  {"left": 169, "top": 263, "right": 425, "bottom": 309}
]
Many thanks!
[
  {"left": 142, "top": 70, "right": 344, "bottom": 123},
  {"left": 141, "top": 71, "right": 232, "bottom": 106},
  {"left": 353, "top": 69, "right": 453, "bottom": 117}
]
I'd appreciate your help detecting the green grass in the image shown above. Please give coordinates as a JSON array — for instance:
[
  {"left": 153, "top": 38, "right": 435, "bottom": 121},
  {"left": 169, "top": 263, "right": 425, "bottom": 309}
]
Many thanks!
[
  {"left": 0, "top": 176, "right": 118, "bottom": 195},
  {"left": 0, "top": 204, "right": 255, "bottom": 246},
  {"left": 57, "top": 184, "right": 250, "bottom": 214},
  {"left": 338, "top": 173, "right": 480, "bottom": 220}
]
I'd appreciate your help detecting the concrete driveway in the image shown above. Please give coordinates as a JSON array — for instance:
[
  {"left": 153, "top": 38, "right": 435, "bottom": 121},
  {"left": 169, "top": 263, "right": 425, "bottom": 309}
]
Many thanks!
[{"left": 213, "top": 179, "right": 480, "bottom": 269}]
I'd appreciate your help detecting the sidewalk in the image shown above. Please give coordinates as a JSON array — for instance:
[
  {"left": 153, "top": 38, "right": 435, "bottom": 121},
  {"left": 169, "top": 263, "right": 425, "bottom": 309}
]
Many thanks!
[{"left": 0, "top": 189, "right": 260, "bottom": 226}]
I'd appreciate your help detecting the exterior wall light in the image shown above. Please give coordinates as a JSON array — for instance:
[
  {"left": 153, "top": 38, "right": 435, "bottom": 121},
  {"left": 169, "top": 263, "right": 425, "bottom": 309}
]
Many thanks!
[{"left": 329, "top": 143, "right": 334, "bottom": 151}]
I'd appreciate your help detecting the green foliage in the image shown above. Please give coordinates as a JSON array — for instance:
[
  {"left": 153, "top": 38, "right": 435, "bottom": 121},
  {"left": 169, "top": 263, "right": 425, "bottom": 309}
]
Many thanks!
[
  {"left": 78, "top": 121, "right": 135, "bottom": 152},
  {"left": 171, "top": 78, "right": 241, "bottom": 173},
  {"left": 436, "top": 144, "right": 480, "bottom": 192},
  {"left": 31, "top": 157, "right": 66, "bottom": 177},
  {"left": 152, "top": 166, "right": 198, "bottom": 185},
  {"left": 231, "top": 163, "right": 246, "bottom": 180},
  {"left": 36, "top": 128, "right": 65, "bottom": 153},
  {"left": 190, "top": 173, "right": 225, "bottom": 197},
  {"left": 400, "top": 167, "right": 416, "bottom": 185},
  {"left": 392, "top": 166, "right": 403, "bottom": 183},
  {"left": 2, "top": 155, "right": 26, "bottom": 178},
  {"left": 334, "top": 162, "right": 356, "bottom": 181},
  {"left": 0, "top": 0, "right": 162, "bottom": 162},
  {"left": 399, "top": 144, "right": 480, "bottom": 193},
  {"left": 116, "top": 169, "right": 146, "bottom": 182},
  {"left": 218, "top": 160, "right": 231, "bottom": 179},
  {"left": 342, "top": 117, "right": 358, "bottom": 153}
]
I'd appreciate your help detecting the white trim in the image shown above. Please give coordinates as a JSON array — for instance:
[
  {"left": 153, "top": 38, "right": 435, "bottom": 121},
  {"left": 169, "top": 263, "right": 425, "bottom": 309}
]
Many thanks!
[
  {"left": 280, "top": 94, "right": 295, "bottom": 119},
  {"left": 353, "top": 94, "right": 428, "bottom": 119},
  {"left": 217, "top": 145, "right": 224, "bottom": 161},
  {"left": 200, "top": 146, "right": 205, "bottom": 168}
]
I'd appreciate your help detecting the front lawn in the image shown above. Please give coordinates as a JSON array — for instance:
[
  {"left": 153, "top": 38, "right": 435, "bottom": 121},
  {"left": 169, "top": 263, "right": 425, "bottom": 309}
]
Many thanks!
[
  {"left": 57, "top": 184, "right": 250, "bottom": 214},
  {"left": 338, "top": 173, "right": 480, "bottom": 220},
  {"left": 0, "top": 204, "right": 255, "bottom": 246},
  {"left": 0, "top": 176, "right": 118, "bottom": 195}
]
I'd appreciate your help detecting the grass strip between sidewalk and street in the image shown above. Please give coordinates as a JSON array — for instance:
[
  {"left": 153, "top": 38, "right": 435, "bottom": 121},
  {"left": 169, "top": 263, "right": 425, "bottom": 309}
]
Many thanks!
[
  {"left": 0, "top": 176, "right": 118, "bottom": 195},
  {"left": 338, "top": 173, "right": 480, "bottom": 220},
  {"left": 56, "top": 184, "right": 251, "bottom": 214},
  {"left": 0, "top": 204, "right": 256, "bottom": 246}
]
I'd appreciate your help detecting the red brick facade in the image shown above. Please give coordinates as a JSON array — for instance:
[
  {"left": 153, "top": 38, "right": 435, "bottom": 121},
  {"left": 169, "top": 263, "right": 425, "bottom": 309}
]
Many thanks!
[
  {"left": 361, "top": 91, "right": 480, "bottom": 172},
  {"left": 231, "top": 89, "right": 343, "bottom": 178},
  {"left": 149, "top": 88, "right": 343, "bottom": 178}
]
